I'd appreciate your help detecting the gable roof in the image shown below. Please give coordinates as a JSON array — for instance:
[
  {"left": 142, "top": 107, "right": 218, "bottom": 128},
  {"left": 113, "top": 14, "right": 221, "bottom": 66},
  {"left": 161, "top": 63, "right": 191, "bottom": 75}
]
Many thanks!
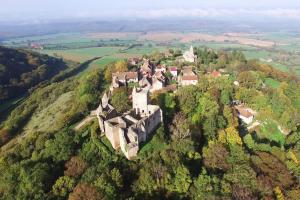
[
  {"left": 211, "top": 70, "right": 221, "bottom": 78},
  {"left": 235, "top": 105, "right": 254, "bottom": 118},
  {"left": 181, "top": 75, "right": 198, "bottom": 81},
  {"left": 169, "top": 66, "right": 177, "bottom": 71}
]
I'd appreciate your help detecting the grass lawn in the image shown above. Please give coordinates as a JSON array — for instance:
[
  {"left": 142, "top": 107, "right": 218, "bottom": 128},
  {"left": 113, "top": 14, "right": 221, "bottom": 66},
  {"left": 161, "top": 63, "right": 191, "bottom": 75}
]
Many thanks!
[
  {"left": 265, "top": 78, "right": 280, "bottom": 88},
  {"left": 257, "top": 120, "right": 286, "bottom": 146}
]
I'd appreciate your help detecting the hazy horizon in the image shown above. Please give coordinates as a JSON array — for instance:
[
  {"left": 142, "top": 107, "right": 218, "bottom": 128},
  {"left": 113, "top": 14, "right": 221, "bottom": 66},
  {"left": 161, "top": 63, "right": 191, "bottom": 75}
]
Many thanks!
[{"left": 1, "top": 0, "right": 300, "bottom": 23}]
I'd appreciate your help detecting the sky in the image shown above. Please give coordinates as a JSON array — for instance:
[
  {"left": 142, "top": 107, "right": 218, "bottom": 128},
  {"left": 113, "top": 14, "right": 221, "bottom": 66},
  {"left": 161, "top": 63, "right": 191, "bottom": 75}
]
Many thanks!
[{"left": 1, "top": 0, "right": 300, "bottom": 22}]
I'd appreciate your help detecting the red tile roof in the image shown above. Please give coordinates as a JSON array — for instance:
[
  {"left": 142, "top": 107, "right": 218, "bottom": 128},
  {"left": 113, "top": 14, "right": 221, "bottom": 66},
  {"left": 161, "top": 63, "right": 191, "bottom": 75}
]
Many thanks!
[
  {"left": 170, "top": 66, "right": 177, "bottom": 71},
  {"left": 211, "top": 71, "right": 221, "bottom": 78},
  {"left": 235, "top": 106, "right": 254, "bottom": 118},
  {"left": 125, "top": 72, "right": 138, "bottom": 79},
  {"left": 181, "top": 75, "right": 198, "bottom": 81}
]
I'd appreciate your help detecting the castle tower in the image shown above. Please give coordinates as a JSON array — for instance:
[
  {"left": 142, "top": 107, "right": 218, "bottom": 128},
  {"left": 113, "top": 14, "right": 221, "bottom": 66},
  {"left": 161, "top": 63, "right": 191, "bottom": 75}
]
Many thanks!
[
  {"left": 190, "top": 46, "right": 194, "bottom": 54},
  {"left": 132, "top": 87, "right": 149, "bottom": 116}
]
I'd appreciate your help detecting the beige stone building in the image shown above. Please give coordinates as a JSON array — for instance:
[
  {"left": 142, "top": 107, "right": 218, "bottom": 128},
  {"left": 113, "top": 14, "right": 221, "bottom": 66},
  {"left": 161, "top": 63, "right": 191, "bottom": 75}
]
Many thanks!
[
  {"left": 111, "top": 72, "right": 138, "bottom": 91},
  {"left": 178, "top": 67, "right": 198, "bottom": 86},
  {"left": 96, "top": 87, "right": 163, "bottom": 160}
]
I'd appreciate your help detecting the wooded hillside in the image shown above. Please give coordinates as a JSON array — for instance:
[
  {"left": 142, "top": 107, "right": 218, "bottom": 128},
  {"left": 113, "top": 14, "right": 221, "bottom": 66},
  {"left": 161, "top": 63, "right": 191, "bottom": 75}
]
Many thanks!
[{"left": 0, "top": 46, "right": 68, "bottom": 103}]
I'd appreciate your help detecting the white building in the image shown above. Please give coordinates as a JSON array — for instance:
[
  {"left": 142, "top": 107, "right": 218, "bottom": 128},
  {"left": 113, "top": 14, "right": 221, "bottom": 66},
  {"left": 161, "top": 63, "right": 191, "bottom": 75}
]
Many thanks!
[
  {"left": 169, "top": 66, "right": 178, "bottom": 77},
  {"left": 235, "top": 105, "right": 256, "bottom": 125},
  {"left": 178, "top": 67, "right": 198, "bottom": 86},
  {"left": 179, "top": 75, "right": 198, "bottom": 86},
  {"left": 183, "top": 46, "right": 197, "bottom": 63}
]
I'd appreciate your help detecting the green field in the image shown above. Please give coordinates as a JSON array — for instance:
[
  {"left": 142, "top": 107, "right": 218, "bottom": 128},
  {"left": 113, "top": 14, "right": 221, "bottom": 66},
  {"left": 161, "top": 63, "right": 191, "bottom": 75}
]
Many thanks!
[
  {"left": 265, "top": 78, "right": 280, "bottom": 88},
  {"left": 39, "top": 47, "right": 123, "bottom": 63},
  {"left": 257, "top": 120, "right": 286, "bottom": 146},
  {"left": 3, "top": 31, "right": 300, "bottom": 76}
]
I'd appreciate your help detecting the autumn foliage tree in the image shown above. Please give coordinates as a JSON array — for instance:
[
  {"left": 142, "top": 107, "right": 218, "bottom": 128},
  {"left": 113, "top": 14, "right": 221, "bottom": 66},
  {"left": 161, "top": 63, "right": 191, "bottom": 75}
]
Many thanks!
[
  {"left": 64, "top": 156, "right": 87, "bottom": 177},
  {"left": 68, "top": 183, "right": 103, "bottom": 200}
]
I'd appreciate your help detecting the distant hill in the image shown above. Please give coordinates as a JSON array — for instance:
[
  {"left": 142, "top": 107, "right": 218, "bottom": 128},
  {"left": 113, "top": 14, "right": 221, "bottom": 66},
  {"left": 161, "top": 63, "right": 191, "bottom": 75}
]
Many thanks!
[{"left": 0, "top": 46, "right": 68, "bottom": 103}]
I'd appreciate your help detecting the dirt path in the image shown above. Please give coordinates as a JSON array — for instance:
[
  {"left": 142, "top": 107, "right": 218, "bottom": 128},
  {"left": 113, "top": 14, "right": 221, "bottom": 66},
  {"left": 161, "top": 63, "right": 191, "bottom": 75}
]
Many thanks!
[{"left": 74, "top": 115, "right": 96, "bottom": 131}]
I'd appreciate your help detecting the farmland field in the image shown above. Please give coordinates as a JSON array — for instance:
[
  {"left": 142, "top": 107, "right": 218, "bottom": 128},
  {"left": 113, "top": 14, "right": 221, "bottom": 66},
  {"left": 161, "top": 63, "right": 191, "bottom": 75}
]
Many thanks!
[{"left": 2, "top": 31, "right": 300, "bottom": 75}]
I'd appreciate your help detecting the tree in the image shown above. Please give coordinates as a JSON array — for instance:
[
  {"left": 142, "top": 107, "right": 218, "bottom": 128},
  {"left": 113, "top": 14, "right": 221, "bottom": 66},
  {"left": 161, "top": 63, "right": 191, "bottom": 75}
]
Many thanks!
[
  {"left": 222, "top": 126, "right": 242, "bottom": 146},
  {"left": 69, "top": 183, "right": 104, "bottom": 200},
  {"left": 111, "top": 88, "right": 130, "bottom": 113},
  {"left": 176, "top": 85, "right": 200, "bottom": 116},
  {"left": 93, "top": 175, "right": 117, "bottom": 199},
  {"left": 111, "top": 168, "right": 123, "bottom": 188},
  {"left": 64, "top": 156, "right": 87, "bottom": 177},
  {"left": 237, "top": 71, "right": 261, "bottom": 89},
  {"left": 173, "top": 165, "right": 192, "bottom": 194},
  {"left": 191, "top": 169, "right": 215, "bottom": 199},
  {"left": 42, "top": 129, "right": 75, "bottom": 162},
  {"left": 192, "top": 93, "right": 219, "bottom": 124},
  {"left": 203, "top": 141, "right": 230, "bottom": 171},
  {"left": 114, "top": 60, "right": 128, "bottom": 72},
  {"left": 223, "top": 105, "right": 239, "bottom": 128},
  {"left": 169, "top": 112, "right": 191, "bottom": 140},
  {"left": 251, "top": 152, "right": 295, "bottom": 189},
  {"left": 52, "top": 176, "right": 75, "bottom": 197}
]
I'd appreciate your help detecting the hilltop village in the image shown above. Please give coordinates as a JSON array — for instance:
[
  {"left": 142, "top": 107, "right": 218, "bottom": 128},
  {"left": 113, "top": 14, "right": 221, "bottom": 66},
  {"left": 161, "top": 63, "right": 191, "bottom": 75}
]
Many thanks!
[
  {"left": 1, "top": 44, "right": 300, "bottom": 199},
  {"left": 96, "top": 46, "right": 264, "bottom": 159}
]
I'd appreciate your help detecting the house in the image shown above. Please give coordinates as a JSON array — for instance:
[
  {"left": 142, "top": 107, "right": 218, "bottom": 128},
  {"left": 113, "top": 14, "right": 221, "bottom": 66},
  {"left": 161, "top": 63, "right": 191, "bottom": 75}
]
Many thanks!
[
  {"left": 183, "top": 46, "right": 197, "bottom": 63},
  {"left": 151, "top": 77, "right": 164, "bottom": 92},
  {"left": 96, "top": 87, "right": 163, "bottom": 160},
  {"left": 124, "top": 72, "right": 138, "bottom": 83},
  {"left": 235, "top": 105, "right": 256, "bottom": 125},
  {"left": 179, "top": 75, "right": 198, "bottom": 86},
  {"left": 178, "top": 67, "right": 198, "bottom": 86},
  {"left": 155, "top": 65, "right": 166, "bottom": 73},
  {"left": 111, "top": 72, "right": 138, "bottom": 91},
  {"left": 139, "top": 77, "right": 152, "bottom": 90},
  {"left": 169, "top": 66, "right": 178, "bottom": 77},
  {"left": 140, "top": 59, "right": 153, "bottom": 77}
]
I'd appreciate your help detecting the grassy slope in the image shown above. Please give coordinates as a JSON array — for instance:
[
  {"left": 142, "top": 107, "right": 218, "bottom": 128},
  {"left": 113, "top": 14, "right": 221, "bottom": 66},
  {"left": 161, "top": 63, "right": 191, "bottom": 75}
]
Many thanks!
[
  {"left": 257, "top": 120, "right": 286, "bottom": 146},
  {"left": 23, "top": 91, "right": 74, "bottom": 134}
]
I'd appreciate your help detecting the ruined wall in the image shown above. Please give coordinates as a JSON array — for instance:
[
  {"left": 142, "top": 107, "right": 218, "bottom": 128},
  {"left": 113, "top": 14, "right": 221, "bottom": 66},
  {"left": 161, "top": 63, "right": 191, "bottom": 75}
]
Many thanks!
[
  {"left": 104, "top": 121, "right": 121, "bottom": 149},
  {"left": 143, "top": 106, "right": 163, "bottom": 139},
  {"left": 119, "top": 130, "right": 139, "bottom": 160}
]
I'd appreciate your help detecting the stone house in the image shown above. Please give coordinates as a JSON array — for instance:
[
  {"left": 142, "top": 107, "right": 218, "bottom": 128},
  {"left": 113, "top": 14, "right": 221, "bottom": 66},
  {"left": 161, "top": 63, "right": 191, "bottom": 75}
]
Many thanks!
[
  {"left": 111, "top": 72, "right": 138, "bottom": 91},
  {"left": 140, "top": 59, "right": 153, "bottom": 78}
]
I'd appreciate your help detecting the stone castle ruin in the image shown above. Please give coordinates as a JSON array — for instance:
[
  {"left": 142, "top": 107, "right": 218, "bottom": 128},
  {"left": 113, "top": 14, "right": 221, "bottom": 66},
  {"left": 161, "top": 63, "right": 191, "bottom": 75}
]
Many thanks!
[{"left": 96, "top": 87, "right": 163, "bottom": 160}]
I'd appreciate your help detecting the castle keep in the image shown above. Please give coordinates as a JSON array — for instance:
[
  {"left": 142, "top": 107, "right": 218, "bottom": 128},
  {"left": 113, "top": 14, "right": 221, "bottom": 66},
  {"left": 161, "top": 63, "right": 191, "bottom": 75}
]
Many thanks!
[{"left": 96, "top": 87, "right": 163, "bottom": 160}]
